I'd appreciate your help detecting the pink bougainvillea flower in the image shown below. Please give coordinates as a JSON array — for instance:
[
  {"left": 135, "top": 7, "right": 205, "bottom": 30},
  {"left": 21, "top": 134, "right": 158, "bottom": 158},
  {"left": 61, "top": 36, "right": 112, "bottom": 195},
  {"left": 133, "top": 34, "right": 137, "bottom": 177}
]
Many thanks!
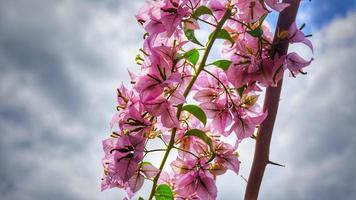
[
  {"left": 136, "top": 1, "right": 166, "bottom": 36},
  {"left": 229, "top": 95, "right": 267, "bottom": 141},
  {"left": 142, "top": 96, "right": 169, "bottom": 116},
  {"left": 226, "top": 64, "right": 252, "bottom": 88},
  {"left": 143, "top": 31, "right": 187, "bottom": 54},
  {"left": 160, "top": 102, "right": 181, "bottom": 128},
  {"left": 183, "top": 18, "right": 200, "bottom": 30},
  {"left": 143, "top": 97, "right": 180, "bottom": 128},
  {"left": 135, "top": 44, "right": 185, "bottom": 103},
  {"left": 213, "top": 141, "right": 240, "bottom": 174},
  {"left": 126, "top": 172, "right": 145, "bottom": 198},
  {"left": 233, "top": 39, "right": 261, "bottom": 73},
  {"left": 224, "top": 34, "right": 279, "bottom": 88},
  {"left": 193, "top": 68, "right": 228, "bottom": 103},
  {"left": 171, "top": 158, "right": 218, "bottom": 200},
  {"left": 110, "top": 84, "right": 140, "bottom": 129},
  {"left": 288, "top": 22, "right": 313, "bottom": 52},
  {"left": 201, "top": 100, "right": 232, "bottom": 135},
  {"left": 265, "top": 0, "right": 290, "bottom": 12},
  {"left": 227, "top": 56, "right": 284, "bottom": 88},
  {"left": 134, "top": 42, "right": 186, "bottom": 129},
  {"left": 254, "top": 56, "right": 285, "bottom": 87},
  {"left": 119, "top": 106, "right": 153, "bottom": 137},
  {"left": 160, "top": 0, "right": 190, "bottom": 36},
  {"left": 125, "top": 162, "right": 159, "bottom": 198},
  {"left": 195, "top": 171, "right": 218, "bottom": 200},
  {"left": 203, "top": 0, "right": 228, "bottom": 20},
  {"left": 136, "top": 0, "right": 190, "bottom": 37},
  {"left": 285, "top": 52, "right": 314, "bottom": 75},
  {"left": 236, "top": 0, "right": 267, "bottom": 22},
  {"left": 193, "top": 88, "right": 220, "bottom": 103},
  {"left": 195, "top": 68, "right": 229, "bottom": 89},
  {"left": 101, "top": 134, "right": 145, "bottom": 187},
  {"left": 101, "top": 166, "right": 125, "bottom": 192},
  {"left": 116, "top": 83, "right": 138, "bottom": 109},
  {"left": 141, "top": 162, "right": 160, "bottom": 179}
]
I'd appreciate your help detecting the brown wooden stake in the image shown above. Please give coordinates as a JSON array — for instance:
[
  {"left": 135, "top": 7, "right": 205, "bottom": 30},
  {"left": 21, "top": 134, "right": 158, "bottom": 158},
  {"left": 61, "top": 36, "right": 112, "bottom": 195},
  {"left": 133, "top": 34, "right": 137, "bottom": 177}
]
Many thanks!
[{"left": 244, "top": 1, "right": 301, "bottom": 199}]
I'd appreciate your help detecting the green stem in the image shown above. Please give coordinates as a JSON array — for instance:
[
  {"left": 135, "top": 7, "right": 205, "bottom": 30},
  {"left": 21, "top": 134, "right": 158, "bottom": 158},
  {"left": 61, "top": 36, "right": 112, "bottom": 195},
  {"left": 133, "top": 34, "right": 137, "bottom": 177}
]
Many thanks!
[
  {"left": 147, "top": 8, "right": 232, "bottom": 200},
  {"left": 144, "top": 149, "right": 167, "bottom": 153},
  {"left": 173, "top": 146, "right": 200, "bottom": 159}
]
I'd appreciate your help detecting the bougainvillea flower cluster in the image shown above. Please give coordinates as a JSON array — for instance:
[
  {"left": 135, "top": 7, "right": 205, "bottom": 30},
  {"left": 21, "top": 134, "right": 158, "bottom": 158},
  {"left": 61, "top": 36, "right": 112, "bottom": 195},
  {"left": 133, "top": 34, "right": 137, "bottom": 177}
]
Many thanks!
[{"left": 101, "top": 0, "right": 312, "bottom": 199}]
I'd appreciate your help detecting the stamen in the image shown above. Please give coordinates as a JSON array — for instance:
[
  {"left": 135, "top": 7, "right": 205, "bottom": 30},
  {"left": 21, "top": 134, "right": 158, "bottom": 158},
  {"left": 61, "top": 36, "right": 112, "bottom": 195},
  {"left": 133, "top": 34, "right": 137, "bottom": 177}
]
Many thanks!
[
  {"left": 110, "top": 148, "right": 131, "bottom": 154},
  {"left": 117, "top": 153, "right": 134, "bottom": 162},
  {"left": 250, "top": 2, "right": 255, "bottom": 20},
  {"left": 110, "top": 132, "right": 120, "bottom": 138}
]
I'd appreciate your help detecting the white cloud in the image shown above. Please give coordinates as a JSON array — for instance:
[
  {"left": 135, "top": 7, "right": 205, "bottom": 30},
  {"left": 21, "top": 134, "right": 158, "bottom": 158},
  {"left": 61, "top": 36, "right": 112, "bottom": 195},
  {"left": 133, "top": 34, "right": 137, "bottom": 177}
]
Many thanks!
[{"left": 0, "top": 0, "right": 144, "bottom": 199}]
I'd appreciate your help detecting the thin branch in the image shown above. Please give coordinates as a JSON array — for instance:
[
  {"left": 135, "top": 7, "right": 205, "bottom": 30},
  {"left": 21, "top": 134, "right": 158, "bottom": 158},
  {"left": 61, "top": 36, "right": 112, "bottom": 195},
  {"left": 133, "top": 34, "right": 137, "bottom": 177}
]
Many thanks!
[
  {"left": 144, "top": 149, "right": 167, "bottom": 153},
  {"left": 202, "top": 68, "right": 237, "bottom": 106},
  {"left": 157, "top": 135, "right": 168, "bottom": 147},
  {"left": 197, "top": 18, "right": 217, "bottom": 27},
  {"left": 172, "top": 146, "right": 200, "bottom": 159},
  {"left": 228, "top": 17, "right": 249, "bottom": 28}
]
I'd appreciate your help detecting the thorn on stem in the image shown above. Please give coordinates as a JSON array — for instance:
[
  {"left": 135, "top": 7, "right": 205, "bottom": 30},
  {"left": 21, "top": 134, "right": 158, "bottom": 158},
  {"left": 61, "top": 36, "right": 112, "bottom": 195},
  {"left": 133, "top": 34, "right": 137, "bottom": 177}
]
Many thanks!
[
  {"left": 251, "top": 134, "right": 257, "bottom": 140},
  {"left": 268, "top": 160, "right": 285, "bottom": 168},
  {"left": 240, "top": 175, "right": 248, "bottom": 183}
]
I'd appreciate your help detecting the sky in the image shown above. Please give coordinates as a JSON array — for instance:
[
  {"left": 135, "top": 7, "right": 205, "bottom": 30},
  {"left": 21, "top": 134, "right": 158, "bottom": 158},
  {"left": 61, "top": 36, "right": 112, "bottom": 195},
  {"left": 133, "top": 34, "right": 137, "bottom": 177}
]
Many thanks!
[{"left": 0, "top": 0, "right": 355, "bottom": 199}]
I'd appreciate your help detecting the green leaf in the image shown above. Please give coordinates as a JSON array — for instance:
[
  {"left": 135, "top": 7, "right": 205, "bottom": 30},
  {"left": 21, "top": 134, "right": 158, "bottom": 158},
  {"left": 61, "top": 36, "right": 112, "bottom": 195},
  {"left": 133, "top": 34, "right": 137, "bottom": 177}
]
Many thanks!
[
  {"left": 183, "top": 49, "right": 200, "bottom": 65},
  {"left": 192, "top": 6, "right": 213, "bottom": 19},
  {"left": 184, "top": 29, "right": 203, "bottom": 47},
  {"left": 185, "top": 129, "right": 215, "bottom": 162},
  {"left": 208, "top": 60, "right": 232, "bottom": 71},
  {"left": 209, "top": 29, "right": 234, "bottom": 44},
  {"left": 247, "top": 14, "right": 267, "bottom": 38},
  {"left": 155, "top": 184, "right": 173, "bottom": 200},
  {"left": 138, "top": 197, "right": 145, "bottom": 200},
  {"left": 182, "top": 104, "right": 207, "bottom": 125},
  {"left": 247, "top": 27, "right": 263, "bottom": 37}
]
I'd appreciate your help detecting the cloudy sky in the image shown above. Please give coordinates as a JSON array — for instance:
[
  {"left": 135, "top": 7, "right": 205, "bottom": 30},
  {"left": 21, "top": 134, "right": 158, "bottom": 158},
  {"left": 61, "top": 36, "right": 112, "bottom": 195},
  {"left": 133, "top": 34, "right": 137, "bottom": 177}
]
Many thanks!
[{"left": 0, "top": 0, "right": 355, "bottom": 199}]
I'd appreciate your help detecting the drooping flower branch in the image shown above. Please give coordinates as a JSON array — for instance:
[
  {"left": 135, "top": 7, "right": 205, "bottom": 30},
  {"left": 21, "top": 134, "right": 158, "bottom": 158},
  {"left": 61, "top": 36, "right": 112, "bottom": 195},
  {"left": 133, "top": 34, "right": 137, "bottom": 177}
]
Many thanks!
[{"left": 101, "top": 0, "right": 313, "bottom": 199}]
